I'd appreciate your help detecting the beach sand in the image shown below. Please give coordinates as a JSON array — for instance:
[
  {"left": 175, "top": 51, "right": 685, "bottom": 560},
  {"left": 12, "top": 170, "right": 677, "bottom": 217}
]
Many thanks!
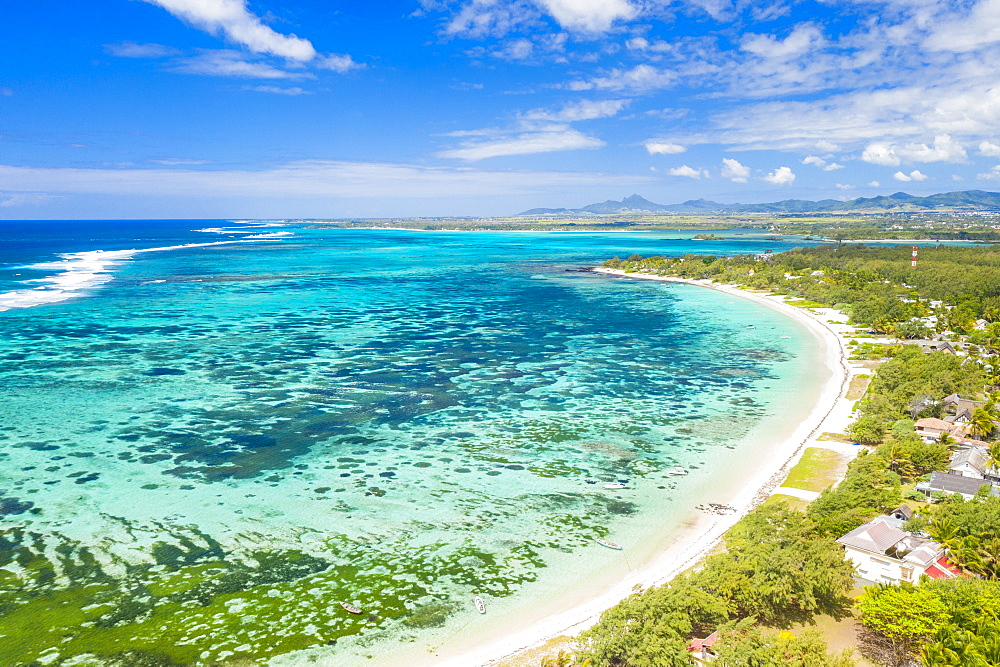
[{"left": 421, "top": 267, "right": 862, "bottom": 667}]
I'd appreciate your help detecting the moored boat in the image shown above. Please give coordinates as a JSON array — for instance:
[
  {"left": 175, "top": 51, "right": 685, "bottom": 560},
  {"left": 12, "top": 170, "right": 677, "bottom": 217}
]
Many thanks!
[
  {"left": 603, "top": 482, "right": 626, "bottom": 489},
  {"left": 595, "top": 538, "right": 623, "bottom": 550},
  {"left": 668, "top": 466, "right": 688, "bottom": 475},
  {"left": 474, "top": 595, "right": 486, "bottom": 614},
  {"left": 340, "top": 601, "right": 363, "bottom": 614}
]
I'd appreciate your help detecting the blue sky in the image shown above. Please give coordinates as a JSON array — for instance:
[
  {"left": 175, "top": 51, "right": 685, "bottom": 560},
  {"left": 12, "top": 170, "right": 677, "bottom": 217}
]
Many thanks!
[{"left": 3, "top": 0, "right": 1000, "bottom": 218}]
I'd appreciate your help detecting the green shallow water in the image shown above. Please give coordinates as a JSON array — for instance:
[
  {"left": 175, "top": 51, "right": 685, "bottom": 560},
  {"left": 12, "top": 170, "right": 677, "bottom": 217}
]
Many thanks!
[{"left": 0, "top": 225, "right": 825, "bottom": 665}]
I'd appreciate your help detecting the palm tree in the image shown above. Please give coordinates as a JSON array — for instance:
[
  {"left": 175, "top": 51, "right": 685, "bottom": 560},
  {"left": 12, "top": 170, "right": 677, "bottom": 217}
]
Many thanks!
[
  {"left": 937, "top": 432, "right": 957, "bottom": 450},
  {"left": 951, "top": 535, "right": 1000, "bottom": 580},
  {"left": 928, "top": 517, "right": 959, "bottom": 547},
  {"left": 971, "top": 406, "right": 998, "bottom": 440},
  {"left": 986, "top": 442, "right": 1000, "bottom": 475},
  {"left": 919, "top": 641, "right": 963, "bottom": 667}
]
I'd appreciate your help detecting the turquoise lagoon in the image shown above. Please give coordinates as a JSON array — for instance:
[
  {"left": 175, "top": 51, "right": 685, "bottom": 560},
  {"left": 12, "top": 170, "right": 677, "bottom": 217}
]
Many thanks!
[{"left": 0, "top": 223, "right": 827, "bottom": 665}]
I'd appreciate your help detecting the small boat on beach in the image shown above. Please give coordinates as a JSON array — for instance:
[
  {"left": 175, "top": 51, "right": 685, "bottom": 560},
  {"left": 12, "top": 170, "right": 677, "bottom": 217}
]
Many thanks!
[
  {"left": 595, "top": 538, "right": 623, "bottom": 550},
  {"left": 340, "top": 601, "right": 363, "bottom": 614},
  {"left": 474, "top": 595, "right": 486, "bottom": 614},
  {"left": 603, "top": 482, "right": 626, "bottom": 489},
  {"left": 668, "top": 466, "right": 688, "bottom": 476}
]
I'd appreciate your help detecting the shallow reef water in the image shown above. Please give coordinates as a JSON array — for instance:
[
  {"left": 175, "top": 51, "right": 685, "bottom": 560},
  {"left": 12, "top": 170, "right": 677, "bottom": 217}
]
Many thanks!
[{"left": 0, "top": 224, "right": 822, "bottom": 665}]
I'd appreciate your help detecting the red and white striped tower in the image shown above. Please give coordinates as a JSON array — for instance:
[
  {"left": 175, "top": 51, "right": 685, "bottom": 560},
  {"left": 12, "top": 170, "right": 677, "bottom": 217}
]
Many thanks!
[{"left": 911, "top": 245, "right": 918, "bottom": 268}]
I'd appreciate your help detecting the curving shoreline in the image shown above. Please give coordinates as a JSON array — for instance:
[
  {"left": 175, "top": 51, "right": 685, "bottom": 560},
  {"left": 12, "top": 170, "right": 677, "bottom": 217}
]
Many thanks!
[{"left": 429, "top": 267, "right": 859, "bottom": 667}]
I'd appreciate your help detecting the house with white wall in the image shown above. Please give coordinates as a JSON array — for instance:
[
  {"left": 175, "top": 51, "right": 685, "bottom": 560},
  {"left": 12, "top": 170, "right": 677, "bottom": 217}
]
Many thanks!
[{"left": 836, "top": 515, "right": 946, "bottom": 585}]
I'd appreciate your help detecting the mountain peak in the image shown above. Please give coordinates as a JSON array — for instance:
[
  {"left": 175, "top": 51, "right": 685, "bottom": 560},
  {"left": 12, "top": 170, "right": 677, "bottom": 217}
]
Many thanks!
[{"left": 516, "top": 190, "right": 1000, "bottom": 216}]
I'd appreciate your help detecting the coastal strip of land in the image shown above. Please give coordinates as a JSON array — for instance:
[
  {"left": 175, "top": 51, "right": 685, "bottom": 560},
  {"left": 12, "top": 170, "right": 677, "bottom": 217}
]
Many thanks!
[{"left": 428, "top": 267, "right": 865, "bottom": 667}]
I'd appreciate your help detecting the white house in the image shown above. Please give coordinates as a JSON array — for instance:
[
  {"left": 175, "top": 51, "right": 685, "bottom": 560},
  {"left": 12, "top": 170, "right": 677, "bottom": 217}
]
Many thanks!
[
  {"left": 949, "top": 447, "right": 990, "bottom": 478},
  {"left": 914, "top": 417, "right": 966, "bottom": 443},
  {"left": 836, "top": 515, "right": 946, "bottom": 585}
]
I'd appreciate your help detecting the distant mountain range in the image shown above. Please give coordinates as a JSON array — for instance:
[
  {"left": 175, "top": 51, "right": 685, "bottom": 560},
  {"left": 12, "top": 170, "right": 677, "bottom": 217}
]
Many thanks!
[{"left": 518, "top": 190, "right": 1000, "bottom": 215}]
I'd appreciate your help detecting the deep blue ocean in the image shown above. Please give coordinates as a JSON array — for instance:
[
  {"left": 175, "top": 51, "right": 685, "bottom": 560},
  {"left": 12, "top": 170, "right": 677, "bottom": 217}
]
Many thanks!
[{"left": 0, "top": 220, "right": 827, "bottom": 665}]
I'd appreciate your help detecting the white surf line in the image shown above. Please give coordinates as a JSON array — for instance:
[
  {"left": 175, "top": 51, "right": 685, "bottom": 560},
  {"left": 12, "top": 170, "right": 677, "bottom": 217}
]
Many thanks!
[{"left": 0, "top": 239, "right": 272, "bottom": 313}]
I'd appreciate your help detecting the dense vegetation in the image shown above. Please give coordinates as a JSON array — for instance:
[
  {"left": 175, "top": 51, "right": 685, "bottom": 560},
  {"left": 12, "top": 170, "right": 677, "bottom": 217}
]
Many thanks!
[
  {"left": 857, "top": 579, "right": 1000, "bottom": 666},
  {"left": 575, "top": 502, "right": 854, "bottom": 666},
  {"left": 572, "top": 243, "right": 1000, "bottom": 667},
  {"left": 605, "top": 244, "right": 1000, "bottom": 328}
]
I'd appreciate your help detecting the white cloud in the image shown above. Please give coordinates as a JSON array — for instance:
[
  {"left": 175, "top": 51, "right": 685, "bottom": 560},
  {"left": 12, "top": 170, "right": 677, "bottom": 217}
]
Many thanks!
[
  {"left": 170, "top": 50, "right": 311, "bottom": 79},
  {"left": 626, "top": 36, "right": 672, "bottom": 52},
  {"left": 977, "top": 165, "right": 1000, "bottom": 180},
  {"left": 710, "top": 82, "right": 1000, "bottom": 156},
  {"left": 645, "top": 142, "right": 686, "bottom": 155},
  {"left": 835, "top": 183, "right": 854, "bottom": 190},
  {"left": 143, "top": 0, "right": 356, "bottom": 73},
  {"left": 144, "top": 0, "right": 317, "bottom": 60},
  {"left": 0, "top": 193, "right": 58, "bottom": 208},
  {"left": 444, "top": 0, "right": 536, "bottom": 38},
  {"left": 0, "top": 160, "right": 651, "bottom": 199},
  {"left": 868, "top": 180, "right": 880, "bottom": 187},
  {"left": 897, "top": 135, "right": 966, "bottom": 163},
  {"left": 0, "top": 87, "right": 12, "bottom": 97},
  {"left": 567, "top": 64, "right": 675, "bottom": 92},
  {"left": 741, "top": 23, "right": 824, "bottom": 60},
  {"left": 979, "top": 141, "right": 1000, "bottom": 157},
  {"left": 925, "top": 0, "right": 1000, "bottom": 53},
  {"left": 104, "top": 42, "right": 180, "bottom": 58},
  {"left": 536, "top": 0, "right": 637, "bottom": 32},
  {"left": 862, "top": 143, "right": 900, "bottom": 166},
  {"left": 721, "top": 158, "right": 751, "bottom": 183},
  {"left": 523, "top": 99, "right": 629, "bottom": 122},
  {"left": 315, "top": 54, "right": 358, "bottom": 74},
  {"left": 438, "top": 128, "right": 604, "bottom": 160},
  {"left": 667, "top": 165, "right": 708, "bottom": 179},
  {"left": 493, "top": 38, "right": 534, "bottom": 60},
  {"left": 763, "top": 166, "right": 795, "bottom": 185},
  {"left": 802, "top": 155, "right": 844, "bottom": 171},
  {"left": 893, "top": 170, "right": 928, "bottom": 182},
  {"left": 245, "top": 85, "right": 310, "bottom": 95}
]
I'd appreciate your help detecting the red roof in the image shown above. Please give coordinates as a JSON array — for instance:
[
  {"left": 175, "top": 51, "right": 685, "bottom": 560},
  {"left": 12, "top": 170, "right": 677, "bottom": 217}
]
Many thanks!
[
  {"left": 925, "top": 556, "right": 965, "bottom": 580},
  {"left": 688, "top": 631, "right": 720, "bottom": 652}
]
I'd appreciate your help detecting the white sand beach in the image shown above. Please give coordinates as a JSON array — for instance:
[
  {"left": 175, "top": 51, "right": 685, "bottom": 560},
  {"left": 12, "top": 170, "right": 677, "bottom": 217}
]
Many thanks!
[{"left": 422, "top": 267, "right": 864, "bottom": 667}]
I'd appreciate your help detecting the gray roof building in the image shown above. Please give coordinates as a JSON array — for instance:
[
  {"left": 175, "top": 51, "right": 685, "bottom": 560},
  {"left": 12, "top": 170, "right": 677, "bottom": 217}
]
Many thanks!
[
  {"left": 837, "top": 516, "right": 907, "bottom": 554},
  {"left": 917, "top": 472, "right": 997, "bottom": 500}
]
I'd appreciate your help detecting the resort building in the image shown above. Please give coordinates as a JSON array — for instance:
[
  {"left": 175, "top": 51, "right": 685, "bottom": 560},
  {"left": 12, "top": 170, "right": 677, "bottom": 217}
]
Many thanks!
[
  {"left": 687, "top": 631, "right": 720, "bottom": 664},
  {"left": 948, "top": 447, "right": 991, "bottom": 479},
  {"left": 836, "top": 514, "right": 947, "bottom": 585},
  {"left": 914, "top": 417, "right": 966, "bottom": 443},
  {"left": 916, "top": 471, "right": 999, "bottom": 501}
]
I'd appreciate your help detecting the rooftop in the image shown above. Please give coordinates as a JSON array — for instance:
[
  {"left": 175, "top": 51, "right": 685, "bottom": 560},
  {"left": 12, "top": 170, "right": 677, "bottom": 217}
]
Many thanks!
[
  {"left": 918, "top": 472, "right": 995, "bottom": 496},
  {"left": 837, "top": 517, "right": 907, "bottom": 554}
]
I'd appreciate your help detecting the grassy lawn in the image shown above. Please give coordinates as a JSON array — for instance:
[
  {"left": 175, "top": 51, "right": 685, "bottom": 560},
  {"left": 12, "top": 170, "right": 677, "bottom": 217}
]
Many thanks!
[
  {"left": 818, "top": 432, "right": 855, "bottom": 443},
  {"left": 498, "top": 635, "right": 575, "bottom": 667},
  {"left": 785, "top": 612, "right": 879, "bottom": 667},
  {"left": 785, "top": 299, "right": 828, "bottom": 309},
  {"left": 846, "top": 374, "right": 872, "bottom": 400},
  {"left": 762, "top": 493, "right": 811, "bottom": 512},
  {"left": 782, "top": 448, "right": 849, "bottom": 493}
]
